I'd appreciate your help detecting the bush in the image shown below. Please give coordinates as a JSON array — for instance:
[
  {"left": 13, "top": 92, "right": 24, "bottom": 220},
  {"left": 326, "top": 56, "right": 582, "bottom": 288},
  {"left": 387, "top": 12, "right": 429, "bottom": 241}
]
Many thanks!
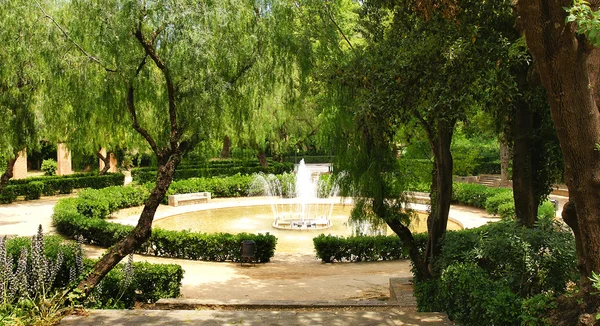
[
  {"left": 452, "top": 182, "right": 492, "bottom": 208},
  {"left": 132, "top": 161, "right": 294, "bottom": 183},
  {"left": 484, "top": 190, "right": 513, "bottom": 215},
  {"left": 439, "top": 262, "right": 522, "bottom": 325},
  {"left": 41, "top": 159, "right": 58, "bottom": 176},
  {"left": 0, "top": 185, "right": 18, "bottom": 204},
  {"left": 24, "top": 181, "right": 44, "bottom": 200},
  {"left": 538, "top": 200, "right": 556, "bottom": 220},
  {"left": 6, "top": 173, "right": 124, "bottom": 200},
  {"left": 413, "top": 219, "right": 577, "bottom": 324},
  {"left": 498, "top": 201, "right": 516, "bottom": 220},
  {"left": 313, "top": 234, "right": 410, "bottom": 263}
]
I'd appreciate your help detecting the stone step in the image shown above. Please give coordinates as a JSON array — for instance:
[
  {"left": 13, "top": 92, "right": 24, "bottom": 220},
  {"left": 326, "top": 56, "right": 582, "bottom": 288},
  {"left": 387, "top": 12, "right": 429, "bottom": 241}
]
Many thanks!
[
  {"left": 60, "top": 309, "right": 453, "bottom": 325},
  {"left": 154, "top": 298, "right": 401, "bottom": 310}
]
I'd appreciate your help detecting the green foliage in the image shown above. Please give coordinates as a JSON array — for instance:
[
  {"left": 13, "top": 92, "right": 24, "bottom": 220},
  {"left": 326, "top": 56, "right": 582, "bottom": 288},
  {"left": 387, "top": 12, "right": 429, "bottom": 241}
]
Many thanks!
[
  {"left": 498, "top": 201, "right": 516, "bottom": 220},
  {"left": 566, "top": 0, "right": 600, "bottom": 46},
  {"left": 76, "top": 186, "right": 148, "bottom": 219},
  {"left": 538, "top": 201, "right": 557, "bottom": 220},
  {"left": 41, "top": 159, "right": 58, "bottom": 176},
  {"left": 484, "top": 190, "right": 514, "bottom": 215},
  {"left": 165, "top": 174, "right": 255, "bottom": 201},
  {"left": 132, "top": 162, "right": 293, "bottom": 184},
  {"left": 452, "top": 182, "right": 499, "bottom": 208},
  {"left": 0, "top": 185, "right": 18, "bottom": 204},
  {"left": 52, "top": 195, "right": 277, "bottom": 262},
  {"left": 520, "top": 293, "right": 557, "bottom": 326},
  {"left": 23, "top": 181, "right": 44, "bottom": 200},
  {"left": 312, "top": 233, "right": 427, "bottom": 263},
  {"left": 0, "top": 173, "right": 125, "bottom": 203},
  {"left": 451, "top": 132, "right": 501, "bottom": 176},
  {"left": 439, "top": 262, "right": 522, "bottom": 325},
  {"left": 413, "top": 219, "right": 577, "bottom": 324},
  {"left": 2, "top": 233, "right": 183, "bottom": 317}
]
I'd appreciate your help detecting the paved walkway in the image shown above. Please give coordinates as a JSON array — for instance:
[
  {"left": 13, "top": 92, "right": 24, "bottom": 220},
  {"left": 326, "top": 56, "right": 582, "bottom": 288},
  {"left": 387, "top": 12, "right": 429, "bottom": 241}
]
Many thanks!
[{"left": 60, "top": 308, "right": 452, "bottom": 325}]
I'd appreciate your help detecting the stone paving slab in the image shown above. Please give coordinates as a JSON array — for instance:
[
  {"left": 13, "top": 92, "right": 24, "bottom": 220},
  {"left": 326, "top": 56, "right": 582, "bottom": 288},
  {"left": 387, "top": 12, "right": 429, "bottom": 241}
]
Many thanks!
[{"left": 60, "top": 309, "right": 453, "bottom": 326}]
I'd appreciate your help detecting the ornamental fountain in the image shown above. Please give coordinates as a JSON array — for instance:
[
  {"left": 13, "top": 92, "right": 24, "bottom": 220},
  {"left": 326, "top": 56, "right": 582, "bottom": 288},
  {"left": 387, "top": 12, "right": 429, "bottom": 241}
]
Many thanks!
[{"left": 250, "top": 159, "right": 339, "bottom": 230}]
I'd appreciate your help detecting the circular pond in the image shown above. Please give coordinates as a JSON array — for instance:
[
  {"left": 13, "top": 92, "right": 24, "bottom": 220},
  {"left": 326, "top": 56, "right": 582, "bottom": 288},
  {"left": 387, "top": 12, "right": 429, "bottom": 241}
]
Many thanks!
[{"left": 153, "top": 205, "right": 463, "bottom": 253}]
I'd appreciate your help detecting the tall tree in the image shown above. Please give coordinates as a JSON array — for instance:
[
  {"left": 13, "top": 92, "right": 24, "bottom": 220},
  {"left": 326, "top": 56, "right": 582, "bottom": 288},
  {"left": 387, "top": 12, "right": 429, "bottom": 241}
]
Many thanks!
[
  {"left": 330, "top": 0, "right": 516, "bottom": 278},
  {"left": 516, "top": 0, "right": 600, "bottom": 319},
  {"left": 41, "top": 0, "right": 306, "bottom": 295},
  {"left": 0, "top": 0, "right": 48, "bottom": 189}
]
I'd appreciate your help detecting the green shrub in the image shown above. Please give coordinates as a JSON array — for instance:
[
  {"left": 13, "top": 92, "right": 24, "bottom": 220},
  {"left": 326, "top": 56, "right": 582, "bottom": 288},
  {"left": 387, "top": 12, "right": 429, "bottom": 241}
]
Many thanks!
[
  {"left": 452, "top": 182, "right": 492, "bottom": 208},
  {"left": 413, "top": 219, "right": 576, "bottom": 324},
  {"left": 439, "top": 262, "right": 522, "bottom": 325},
  {"left": 498, "top": 201, "right": 516, "bottom": 220},
  {"left": 132, "top": 162, "right": 294, "bottom": 183},
  {"left": 0, "top": 185, "right": 17, "bottom": 204},
  {"left": 6, "top": 173, "right": 124, "bottom": 199},
  {"left": 484, "top": 190, "right": 514, "bottom": 215},
  {"left": 24, "top": 181, "right": 44, "bottom": 200},
  {"left": 41, "top": 159, "right": 58, "bottom": 176},
  {"left": 537, "top": 200, "right": 556, "bottom": 220},
  {"left": 313, "top": 234, "right": 408, "bottom": 263}
]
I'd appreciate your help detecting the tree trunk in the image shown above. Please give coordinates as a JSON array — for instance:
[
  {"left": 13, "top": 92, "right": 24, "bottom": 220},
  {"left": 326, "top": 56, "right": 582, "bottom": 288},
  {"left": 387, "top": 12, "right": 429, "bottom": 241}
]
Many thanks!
[
  {"left": 0, "top": 152, "right": 19, "bottom": 191},
  {"left": 77, "top": 152, "right": 181, "bottom": 296},
  {"left": 517, "top": 0, "right": 600, "bottom": 294},
  {"left": 96, "top": 150, "right": 110, "bottom": 175},
  {"left": 424, "top": 119, "right": 455, "bottom": 273},
  {"left": 512, "top": 103, "right": 539, "bottom": 227},
  {"left": 257, "top": 150, "right": 268, "bottom": 167},
  {"left": 499, "top": 130, "right": 511, "bottom": 186},
  {"left": 220, "top": 136, "right": 231, "bottom": 159},
  {"left": 387, "top": 219, "right": 431, "bottom": 279}
]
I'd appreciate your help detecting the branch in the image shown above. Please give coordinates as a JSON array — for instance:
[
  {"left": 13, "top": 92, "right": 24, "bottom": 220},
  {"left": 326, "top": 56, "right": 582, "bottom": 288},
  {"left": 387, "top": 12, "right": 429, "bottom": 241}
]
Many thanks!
[
  {"left": 35, "top": 1, "right": 117, "bottom": 73},
  {"left": 134, "top": 27, "right": 179, "bottom": 150},
  {"left": 126, "top": 56, "right": 160, "bottom": 156},
  {"left": 323, "top": 3, "right": 354, "bottom": 50}
]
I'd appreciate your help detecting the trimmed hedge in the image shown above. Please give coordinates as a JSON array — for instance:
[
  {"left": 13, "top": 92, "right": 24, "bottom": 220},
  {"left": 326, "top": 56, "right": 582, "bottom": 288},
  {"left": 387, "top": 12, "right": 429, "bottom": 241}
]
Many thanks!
[
  {"left": 0, "top": 172, "right": 125, "bottom": 204},
  {"left": 452, "top": 182, "right": 556, "bottom": 220},
  {"left": 52, "top": 188, "right": 277, "bottom": 263},
  {"left": 132, "top": 162, "right": 293, "bottom": 183},
  {"left": 313, "top": 233, "right": 428, "bottom": 263}
]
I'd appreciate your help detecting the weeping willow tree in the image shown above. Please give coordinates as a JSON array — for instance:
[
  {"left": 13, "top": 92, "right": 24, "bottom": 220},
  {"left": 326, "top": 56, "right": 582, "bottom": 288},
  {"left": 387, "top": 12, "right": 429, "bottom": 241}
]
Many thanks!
[
  {"left": 38, "top": 0, "right": 325, "bottom": 295},
  {"left": 0, "top": 0, "right": 49, "bottom": 189}
]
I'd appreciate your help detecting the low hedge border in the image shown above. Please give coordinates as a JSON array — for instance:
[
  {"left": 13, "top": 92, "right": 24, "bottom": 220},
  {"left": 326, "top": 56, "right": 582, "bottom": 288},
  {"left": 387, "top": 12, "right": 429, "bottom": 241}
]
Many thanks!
[
  {"left": 313, "top": 233, "right": 428, "bottom": 263},
  {"left": 452, "top": 182, "right": 556, "bottom": 220},
  {"left": 0, "top": 173, "right": 125, "bottom": 204},
  {"left": 52, "top": 187, "right": 277, "bottom": 263},
  {"left": 131, "top": 163, "right": 293, "bottom": 184}
]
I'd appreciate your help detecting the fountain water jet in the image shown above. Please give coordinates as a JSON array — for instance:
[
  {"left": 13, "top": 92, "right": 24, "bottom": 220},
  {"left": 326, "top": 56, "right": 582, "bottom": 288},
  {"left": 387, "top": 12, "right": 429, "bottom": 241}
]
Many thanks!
[{"left": 250, "top": 159, "right": 339, "bottom": 230}]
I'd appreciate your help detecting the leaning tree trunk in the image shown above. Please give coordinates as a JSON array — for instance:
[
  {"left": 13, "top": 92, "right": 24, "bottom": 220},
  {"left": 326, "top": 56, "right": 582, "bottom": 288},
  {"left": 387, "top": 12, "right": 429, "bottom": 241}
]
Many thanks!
[
  {"left": 77, "top": 152, "right": 181, "bottom": 295},
  {"left": 0, "top": 152, "right": 19, "bottom": 191},
  {"left": 517, "top": 0, "right": 600, "bottom": 295},
  {"left": 95, "top": 150, "right": 111, "bottom": 175},
  {"left": 512, "top": 101, "right": 540, "bottom": 227},
  {"left": 424, "top": 118, "right": 455, "bottom": 273}
]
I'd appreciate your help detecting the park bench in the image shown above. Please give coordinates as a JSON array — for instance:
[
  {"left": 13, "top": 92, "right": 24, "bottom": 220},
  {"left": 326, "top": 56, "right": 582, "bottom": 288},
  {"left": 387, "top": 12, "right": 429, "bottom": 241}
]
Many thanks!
[{"left": 167, "top": 192, "right": 211, "bottom": 207}]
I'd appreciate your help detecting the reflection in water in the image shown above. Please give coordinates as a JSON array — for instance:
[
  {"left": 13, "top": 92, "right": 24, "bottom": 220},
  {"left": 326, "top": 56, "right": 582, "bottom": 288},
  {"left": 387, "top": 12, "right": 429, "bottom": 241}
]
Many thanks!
[{"left": 153, "top": 205, "right": 462, "bottom": 253}]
